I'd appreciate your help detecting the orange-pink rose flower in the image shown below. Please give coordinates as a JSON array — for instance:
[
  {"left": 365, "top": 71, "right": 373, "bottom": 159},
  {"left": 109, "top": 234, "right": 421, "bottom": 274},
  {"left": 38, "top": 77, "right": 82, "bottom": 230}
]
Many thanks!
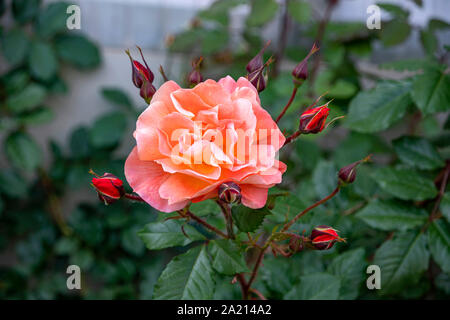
[{"left": 124, "top": 76, "right": 286, "bottom": 212}]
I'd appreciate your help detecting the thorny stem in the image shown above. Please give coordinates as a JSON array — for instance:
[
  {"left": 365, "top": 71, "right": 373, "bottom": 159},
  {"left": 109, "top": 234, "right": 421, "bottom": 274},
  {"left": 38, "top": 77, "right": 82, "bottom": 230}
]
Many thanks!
[
  {"left": 245, "top": 246, "right": 268, "bottom": 297},
  {"left": 281, "top": 185, "right": 341, "bottom": 232},
  {"left": 309, "top": 1, "right": 337, "bottom": 91},
  {"left": 124, "top": 193, "right": 146, "bottom": 202},
  {"left": 184, "top": 210, "right": 229, "bottom": 239},
  {"left": 283, "top": 130, "right": 302, "bottom": 146},
  {"left": 275, "top": 87, "right": 298, "bottom": 123},
  {"left": 216, "top": 200, "right": 235, "bottom": 239},
  {"left": 430, "top": 160, "right": 450, "bottom": 221},
  {"left": 249, "top": 288, "right": 267, "bottom": 300},
  {"left": 38, "top": 168, "right": 72, "bottom": 236},
  {"left": 272, "top": 0, "right": 291, "bottom": 77},
  {"left": 159, "top": 65, "right": 169, "bottom": 82}
]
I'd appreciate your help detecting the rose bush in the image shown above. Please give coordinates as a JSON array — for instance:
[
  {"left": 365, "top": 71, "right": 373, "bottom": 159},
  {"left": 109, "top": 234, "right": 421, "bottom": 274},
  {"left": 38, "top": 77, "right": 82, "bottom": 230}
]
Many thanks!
[{"left": 125, "top": 76, "right": 286, "bottom": 212}]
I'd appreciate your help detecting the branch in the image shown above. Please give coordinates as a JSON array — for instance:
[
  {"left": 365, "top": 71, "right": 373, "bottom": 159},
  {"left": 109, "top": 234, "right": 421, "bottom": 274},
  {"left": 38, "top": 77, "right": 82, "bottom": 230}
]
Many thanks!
[
  {"left": 281, "top": 185, "right": 341, "bottom": 232},
  {"left": 184, "top": 210, "right": 229, "bottom": 239},
  {"left": 276, "top": 87, "right": 298, "bottom": 123}
]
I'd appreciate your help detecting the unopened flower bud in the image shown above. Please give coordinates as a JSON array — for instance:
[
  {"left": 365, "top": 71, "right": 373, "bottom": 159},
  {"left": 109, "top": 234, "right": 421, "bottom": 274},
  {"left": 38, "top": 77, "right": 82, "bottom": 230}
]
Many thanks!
[
  {"left": 338, "top": 155, "right": 371, "bottom": 185},
  {"left": 247, "top": 69, "right": 266, "bottom": 93},
  {"left": 292, "top": 43, "right": 319, "bottom": 87},
  {"left": 310, "top": 226, "right": 345, "bottom": 250},
  {"left": 188, "top": 57, "right": 203, "bottom": 87},
  {"left": 218, "top": 182, "right": 241, "bottom": 204},
  {"left": 246, "top": 40, "right": 270, "bottom": 73},
  {"left": 299, "top": 104, "right": 330, "bottom": 134},
  {"left": 126, "top": 47, "right": 154, "bottom": 88},
  {"left": 90, "top": 170, "right": 125, "bottom": 205},
  {"left": 246, "top": 42, "right": 273, "bottom": 93}
]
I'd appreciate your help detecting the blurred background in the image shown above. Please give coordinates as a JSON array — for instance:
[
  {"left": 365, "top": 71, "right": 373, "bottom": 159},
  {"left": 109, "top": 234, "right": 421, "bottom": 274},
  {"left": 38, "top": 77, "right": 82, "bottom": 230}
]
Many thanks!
[{"left": 0, "top": 0, "right": 449, "bottom": 299}]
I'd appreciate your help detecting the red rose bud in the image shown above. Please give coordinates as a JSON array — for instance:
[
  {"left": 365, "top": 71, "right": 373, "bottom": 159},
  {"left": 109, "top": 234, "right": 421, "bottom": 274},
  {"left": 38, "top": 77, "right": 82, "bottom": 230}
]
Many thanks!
[
  {"left": 140, "top": 81, "right": 156, "bottom": 104},
  {"left": 299, "top": 103, "right": 330, "bottom": 134},
  {"left": 246, "top": 40, "right": 271, "bottom": 73},
  {"left": 292, "top": 43, "right": 319, "bottom": 87},
  {"left": 310, "top": 226, "right": 345, "bottom": 250},
  {"left": 125, "top": 46, "right": 155, "bottom": 89},
  {"left": 218, "top": 182, "right": 242, "bottom": 204},
  {"left": 90, "top": 170, "right": 125, "bottom": 205},
  {"left": 338, "top": 154, "right": 372, "bottom": 184},
  {"left": 187, "top": 56, "right": 204, "bottom": 87}
]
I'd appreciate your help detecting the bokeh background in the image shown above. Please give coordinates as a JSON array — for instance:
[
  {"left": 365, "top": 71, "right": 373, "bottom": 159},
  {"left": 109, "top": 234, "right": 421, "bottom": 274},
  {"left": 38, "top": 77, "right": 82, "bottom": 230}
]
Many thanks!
[{"left": 0, "top": 0, "right": 449, "bottom": 299}]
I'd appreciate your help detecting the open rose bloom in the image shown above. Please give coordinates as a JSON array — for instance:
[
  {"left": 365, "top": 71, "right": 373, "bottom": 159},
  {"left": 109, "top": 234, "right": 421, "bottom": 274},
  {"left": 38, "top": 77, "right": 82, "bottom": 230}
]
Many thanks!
[{"left": 125, "top": 76, "right": 286, "bottom": 212}]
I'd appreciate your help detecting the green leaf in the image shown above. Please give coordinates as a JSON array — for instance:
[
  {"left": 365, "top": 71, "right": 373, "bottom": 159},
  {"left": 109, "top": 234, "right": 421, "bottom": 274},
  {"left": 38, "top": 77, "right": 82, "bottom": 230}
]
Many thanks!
[
  {"left": 420, "top": 28, "right": 438, "bottom": 56},
  {"left": 36, "top": 2, "right": 69, "bottom": 38},
  {"left": 269, "top": 193, "right": 306, "bottom": 224},
  {"left": 101, "top": 87, "right": 134, "bottom": 110},
  {"left": 429, "top": 18, "right": 450, "bottom": 31},
  {"left": 287, "top": 0, "right": 311, "bottom": 24},
  {"left": 428, "top": 219, "right": 450, "bottom": 273},
  {"left": 328, "top": 248, "right": 366, "bottom": 299},
  {"left": 312, "top": 160, "right": 337, "bottom": 199},
  {"left": 69, "top": 127, "right": 91, "bottom": 159},
  {"left": 12, "top": 0, "right": 40, "bottom": 24},
  {"left": 411, "top": 67, "right": 450, "bottom": 115},
  {"left": 0, "top": 170, "right": 27, "bottom": 198},
  {"left": 1, "top": 28, "right": 29, "bottom": 66},
  {"left": 380, "top": 19, "right": 411, "bottom": 46},
  {"left": 208, "top": 239, "right": 249, "bottom": 275},
  {"left": 89, "top": 112, "right": 127, "bottom": 148},
  {"left": 232, "top": 205, "right": 271, "bottom": 233},
  {"left": 5, "top": 132, "right": 42, "bottom": 170},
  {"left": 441, "top": 193, "right": 450, "bottom": 223},
  {"left": 153, "top": 246, "right": 215, "bottom": 299},
  {"left": 356, "top": 199, "right": 428, "bottom": 231},
  {"left": 393, "top": 136, "right": 445, "bottom": 170},
  {"left": 29, "top": 41, "right": 58, "bottom": 81},
  {"left": 346, "top": 81, "right": 412, "bottom": 133},
  {"left": 6, "top": 83, "right": 47, "bottom": 113},
  {"left": 378, "top": 3, "right": 409, "bottom": 19},
  {"left": 202, "top": 29, "right": 229, "bottom": 55},
  {"left": 246, "top": 0, "right": 278, "bottom": 27},
  {"left": 121, "top": 226, "right": 145, "bottom": 256},
  {"left": 373, "top": 231, "right": 429, "bottom": 295},
  {"left": 55, "top": 34, "right": 101, "bottom": 69},
  {"left": 138, "top": 220, "right": 205, "bottom": 250},
  {"left": 284, "top": 273, "right": 341, "bottom": 300},
  {"left": 371, "top": 167, "right": 437, "bottom": 201},
  {"left": 189, "top": 199, "right": 220, "bottom": 217},
  {"left": 17, "top": 106, "right": 54, "bottom": 125}
]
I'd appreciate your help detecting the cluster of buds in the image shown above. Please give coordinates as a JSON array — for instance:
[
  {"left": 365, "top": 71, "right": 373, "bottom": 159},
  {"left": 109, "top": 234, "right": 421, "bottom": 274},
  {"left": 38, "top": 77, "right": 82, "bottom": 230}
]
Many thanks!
[
  {"left": 292, "top": 43, "right": 319, "bottom": 87},
  {"left": 126, "top": 46, "right": 156, "bottom": 104},
  {"left": 218, "top": 182, "right": 242, "bottom": 204},
  {"left": 187, "top": 56, "right": 204, "bottom": 87},
  {"left": 90, "top": 170, "right": 125, "bottom": 205},
  {"left": 246, "top": 41, "right": 274, "bottom": 92},
  {"left": 310, "top": 226, "right": 345, "bottom": 250}
]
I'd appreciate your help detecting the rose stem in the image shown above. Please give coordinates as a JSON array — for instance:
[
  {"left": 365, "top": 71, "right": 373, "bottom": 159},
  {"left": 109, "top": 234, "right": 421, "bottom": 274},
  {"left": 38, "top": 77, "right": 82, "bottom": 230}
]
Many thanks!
[
  {"left": 124, "top": 193, "right": 146, "bottom": 202},
  {"left": 185, "top": 210, "right": 229, "bottom": 239},
  {"left": 429, "top": 160, "right": 450, "bottom": 221},
  {"left": 281, "top": 185, "right": 341, "bottom": 232},
  {"left": 249, "top": 288, "right": 267, "bottom": 300},
  {"left": 275, "top": 87, "right": 298, "bottom": 124},
  {"left": 216, "top": 200, "right": 236, "bottom": 239},
  {"left": 283, "top": 130, "right": 301, "bottom": 146}
]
